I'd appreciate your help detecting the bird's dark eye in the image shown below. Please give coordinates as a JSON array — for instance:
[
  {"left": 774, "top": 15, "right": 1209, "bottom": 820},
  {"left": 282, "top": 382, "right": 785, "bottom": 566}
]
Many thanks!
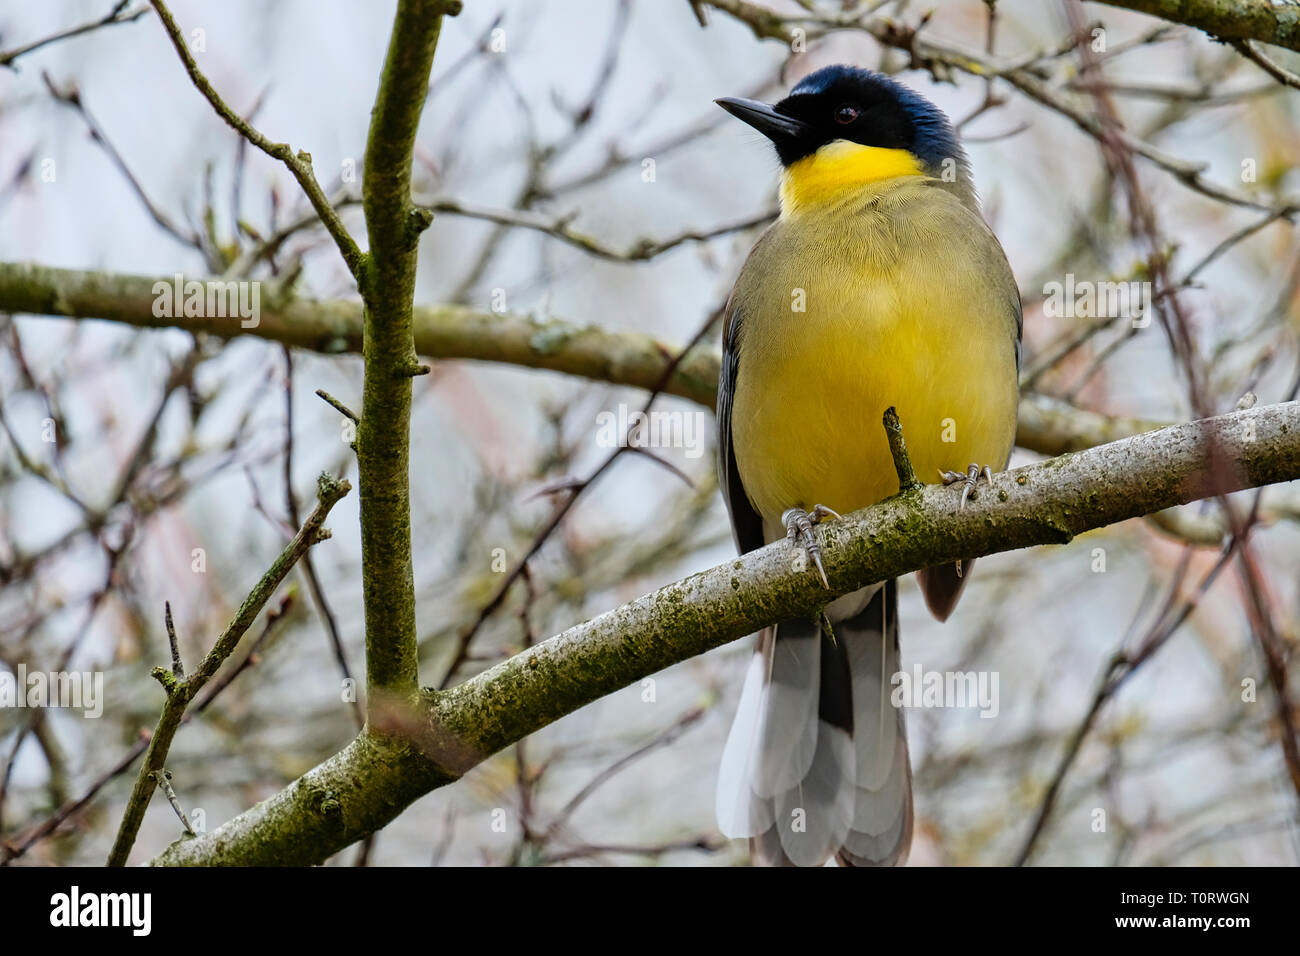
[{"left": 834, "top": 104, "right": 859, "bottom": 124}]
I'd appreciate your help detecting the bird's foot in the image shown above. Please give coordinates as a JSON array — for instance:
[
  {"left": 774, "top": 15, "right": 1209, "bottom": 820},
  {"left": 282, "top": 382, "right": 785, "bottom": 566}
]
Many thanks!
[
  {"left": 939, "top": 464, "right": 994, "bottom": 510},
  {"left": 782, "top": 504, "right": 841, "bottom": 588}
]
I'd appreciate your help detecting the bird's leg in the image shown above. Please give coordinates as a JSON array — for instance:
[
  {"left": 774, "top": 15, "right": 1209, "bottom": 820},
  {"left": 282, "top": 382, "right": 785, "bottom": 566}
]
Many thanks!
[
  {"left": 782, "top": 504, "right": 841, "bottom": 588},
  {"left": 939, "top": 463, "right": 994, "bottom": 509}
]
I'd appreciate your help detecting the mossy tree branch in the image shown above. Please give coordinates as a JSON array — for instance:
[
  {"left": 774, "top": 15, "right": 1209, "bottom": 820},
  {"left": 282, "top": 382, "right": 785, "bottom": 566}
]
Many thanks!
[
  {"left": 355, "top": 0, "right": 460, "bottom": 704},
  {"left": 145, "top": 0, "right": 459, "bottom": 711},
  {"left": 1095, "top": 0, "right": 1300, "bottom": 53},
  {"left": 150, "top": 401, "right": 1300, "bottom": 865}
]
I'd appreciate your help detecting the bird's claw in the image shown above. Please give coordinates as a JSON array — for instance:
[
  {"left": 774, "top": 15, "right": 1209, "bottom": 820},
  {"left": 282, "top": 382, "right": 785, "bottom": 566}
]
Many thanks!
[
  {"left": 782, "top": 504, "right": 840, "bottom": 588},
  {"left": 939, "top": 464, "right": 993, "bottom": 510}
]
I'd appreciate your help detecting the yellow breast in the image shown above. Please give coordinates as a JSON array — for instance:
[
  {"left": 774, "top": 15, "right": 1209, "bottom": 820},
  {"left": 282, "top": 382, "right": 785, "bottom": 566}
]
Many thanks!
[{"left": 728, "top": 179, "right": 1019, "bottom": 539}]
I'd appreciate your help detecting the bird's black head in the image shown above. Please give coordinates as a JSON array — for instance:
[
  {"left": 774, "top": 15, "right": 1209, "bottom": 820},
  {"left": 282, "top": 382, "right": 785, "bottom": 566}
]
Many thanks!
[{"left": 716, "top": 65, "right": 962, "bottom": 176}]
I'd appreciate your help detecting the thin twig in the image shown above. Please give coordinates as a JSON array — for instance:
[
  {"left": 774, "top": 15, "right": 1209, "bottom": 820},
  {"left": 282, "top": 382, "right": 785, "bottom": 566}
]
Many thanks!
[
  {"left": 1014, "top": 529, "right": 1246, "bottom": 865},
  {"left": 883, "top": 406, "right": 921, "bottom": 492},
  {"left": 2, "top": 593, "right": 295, "bottom": 864},
  {"left": 544, "top": 707, "right": 706, "bottom": 841},
  {"left": 1231, "top": 40, "right": 1300, "bottom": 91},
  {"left": 106, "top": 474, "right": 350, "bottom": 865},
  {"left": 148, "top": 0, "right": 364, "bottom": 279},
  {"left": 41, "top": 72, "right": 200, "bottom": 251},
  {"left": 421, "top": 196, "right": 775, "bottom": 262},
  {"left": 315, "top": 389, "right": 360, "bottom": 423},
  {"left": 164, "top": 601, "right": 184, "bottom": 678},
  {"left": 437, "top": 305, "right": 725, "bottom": 687},
  {"left": 283, "top": 348, "right": 362, "bottom": 729},
  {"left": 0, "top": 2, "right": 147, "bottom": 69},
  {"left": 151, "top": 770, "right": 195, "bottom": 836}
]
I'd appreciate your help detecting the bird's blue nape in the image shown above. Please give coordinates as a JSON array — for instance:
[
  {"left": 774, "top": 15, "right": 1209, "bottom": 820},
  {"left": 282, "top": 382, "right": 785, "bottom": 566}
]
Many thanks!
[{"left": 790, "top": 65, "right": 963, "bottom": 173}]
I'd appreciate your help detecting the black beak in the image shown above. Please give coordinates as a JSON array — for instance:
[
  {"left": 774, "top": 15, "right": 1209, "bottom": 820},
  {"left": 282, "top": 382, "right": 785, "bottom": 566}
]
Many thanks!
[{"left": 715, "top": 96, "right": 813, "bottom": 146}]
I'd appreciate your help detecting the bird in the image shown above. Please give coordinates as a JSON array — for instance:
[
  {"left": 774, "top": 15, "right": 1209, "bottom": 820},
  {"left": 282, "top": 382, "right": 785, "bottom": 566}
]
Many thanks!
[{"left": 712, "top": 65, "right": 1022, "bottom": 867}]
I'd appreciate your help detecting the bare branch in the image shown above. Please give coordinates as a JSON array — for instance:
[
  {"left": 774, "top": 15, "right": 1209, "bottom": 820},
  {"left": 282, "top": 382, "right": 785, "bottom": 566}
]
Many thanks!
[
  {"left": 0, "top": 2, "right": 147, "bottom": 70},
  {"left": 147, "top": 0, "right": 364, "bottom": 279},
  {"left": 2, "top": 594, "right": 296, "bottom": 863},
  {"left": 1231, "top": 38, "right": 1300, "bottom": 90},
  {"left": 0, "top": 262, "right": 1167, "bottom": 459},
  {"left": 421, "top": 196, "right": 774, "bottom": 262},
  {"left": 150, "top": 401, "right": 1300, "bottom": 865},
  {"left": 106, "top": 474, "right": 350, "bottom": 866}
]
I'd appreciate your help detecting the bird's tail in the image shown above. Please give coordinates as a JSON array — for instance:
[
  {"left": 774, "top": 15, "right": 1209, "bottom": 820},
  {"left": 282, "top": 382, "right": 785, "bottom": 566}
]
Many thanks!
[{"left": 715, "top": 580, "right": 912, "bottom": 866}]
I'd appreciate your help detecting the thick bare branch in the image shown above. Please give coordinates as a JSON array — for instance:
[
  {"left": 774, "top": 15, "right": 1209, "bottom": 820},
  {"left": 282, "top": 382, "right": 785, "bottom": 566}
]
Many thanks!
[
  {"left": 150, "top": 401, "right": 1300, "bottom": 865},
  {"left": 0, "top": 262, "right": 1165, "bottom": 459}
]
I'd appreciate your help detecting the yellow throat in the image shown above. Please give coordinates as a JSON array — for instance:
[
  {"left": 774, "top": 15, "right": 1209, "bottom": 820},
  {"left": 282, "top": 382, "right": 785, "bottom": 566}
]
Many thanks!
[{"left": 779, "top": 140, "right": 923, "bottom": 214}]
